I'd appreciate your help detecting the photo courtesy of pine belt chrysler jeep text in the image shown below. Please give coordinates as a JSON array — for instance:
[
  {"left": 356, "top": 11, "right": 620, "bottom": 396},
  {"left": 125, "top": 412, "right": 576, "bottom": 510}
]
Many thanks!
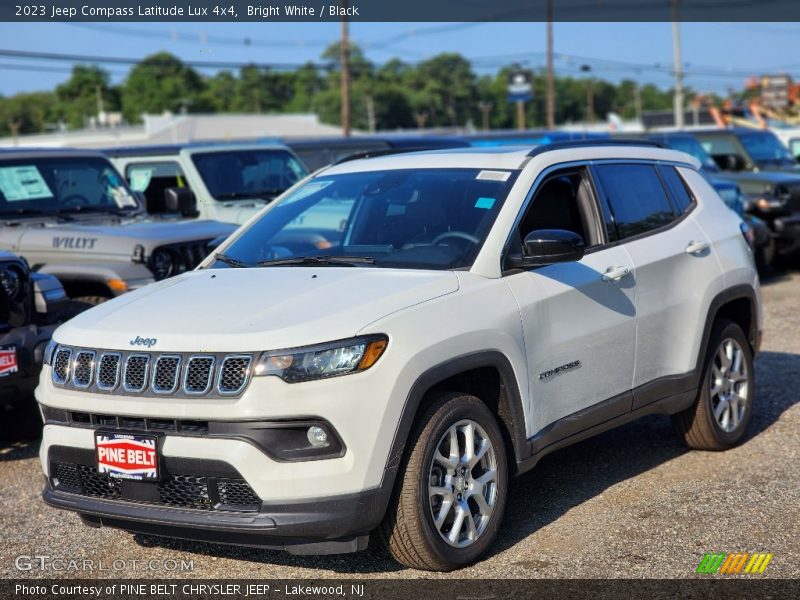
[{"left": 36, "top": 142, "right": 762, "bottom": 571}]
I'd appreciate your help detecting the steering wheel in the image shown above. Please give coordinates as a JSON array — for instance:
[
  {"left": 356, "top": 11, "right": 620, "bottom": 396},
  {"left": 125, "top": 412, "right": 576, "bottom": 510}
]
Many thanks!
[
  {"left": 432, "top": 231, "right": 480, "bottom": 246},
  {"left": 60, "top": 194, "right": 90, "bottom": 207}
]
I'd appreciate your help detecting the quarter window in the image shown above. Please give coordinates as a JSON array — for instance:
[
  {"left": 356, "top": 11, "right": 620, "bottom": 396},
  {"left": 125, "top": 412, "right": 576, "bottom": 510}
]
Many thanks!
[
  {"left": 595, "top": 164, "right": 676, "bottom": 239},
  {"left": 658, "top": 165, "right": 694, "bottom": 213},
  {"left": 125, "top": 161, "right": 187, "bottom": 214}
]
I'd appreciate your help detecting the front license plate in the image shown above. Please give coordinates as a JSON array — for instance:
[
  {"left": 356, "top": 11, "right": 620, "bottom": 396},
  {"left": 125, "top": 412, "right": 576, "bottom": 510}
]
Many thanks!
[
  {"left": 0, "top": 346, "right": 18, "bottom": 377},
  {"left": 95, "top": 432, "right": 158, "bottom": 481}
]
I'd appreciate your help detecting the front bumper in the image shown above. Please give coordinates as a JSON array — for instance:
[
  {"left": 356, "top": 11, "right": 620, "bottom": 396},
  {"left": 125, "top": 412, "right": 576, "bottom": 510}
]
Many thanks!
[
  {"left": 42, "top": 443, "right": 389, "bottom": 554},
  {"left": 0, "top": 324, "right": 57, "bottom": 409},
  {"left": 772, "top": 213, "right": 800, "bottom": 252}
]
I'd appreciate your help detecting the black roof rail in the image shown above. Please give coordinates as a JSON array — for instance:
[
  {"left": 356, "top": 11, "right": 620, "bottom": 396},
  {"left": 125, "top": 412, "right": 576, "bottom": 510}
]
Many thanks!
[
  {"left": 332, "top": 147, "right": 434, "bottom": 165},
  {"left": 526, "top": 139, "right": 665, "bottom": 158}
]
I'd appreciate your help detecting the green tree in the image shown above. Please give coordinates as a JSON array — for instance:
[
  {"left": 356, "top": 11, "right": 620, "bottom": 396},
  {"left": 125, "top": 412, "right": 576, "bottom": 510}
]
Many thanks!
[
  {"left": 121, "top": 52, "right": 205, "bottom": 123},
  {"left": 54, "top": 65, "right": 118, "bottom": 129},
  {"left": 0, "top": 92, "right": 59, "bottom": 136}
]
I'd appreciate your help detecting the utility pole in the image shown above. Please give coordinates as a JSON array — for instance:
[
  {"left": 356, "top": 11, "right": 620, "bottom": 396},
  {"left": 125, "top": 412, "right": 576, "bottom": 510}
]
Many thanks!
[
  {"left": 8, "top": 119, "right": 20, "bottom": 147},
  {"left": 671, "top": 1, "right": 684, "bottom": 128},
  {"left": 546, "top": 0, "right": 555, "bottom": 129},
  {"left": 478, "top": 101, "right": 492, "bottom": 131},
  {"left": 340, "top": 1, "right": 351, "bottom": 137},
  {"left": 580, "top": 64, "right": 594, "bottom": 124},
  {"left": 516, "top": 100, "right": 526, "bottom": 131},
  {"left": 365, "top": 95, "right": 376, "bottom": 133},
  {"left": 634, "top": 82, "right": 643, "bottom": 123}
]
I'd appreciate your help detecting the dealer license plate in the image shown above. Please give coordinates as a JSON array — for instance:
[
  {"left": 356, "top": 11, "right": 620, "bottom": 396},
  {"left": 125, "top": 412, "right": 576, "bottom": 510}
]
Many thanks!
[{"left": 95, "top": 432, "right": 158, "bottom": 481}]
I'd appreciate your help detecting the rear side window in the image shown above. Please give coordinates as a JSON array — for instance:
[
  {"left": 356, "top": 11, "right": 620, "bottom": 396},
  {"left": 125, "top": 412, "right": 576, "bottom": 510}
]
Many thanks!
[
  {"left": 659, "top": 165, "right": 694, "bottom": 213},
  {"left": 595, "top": 164, "right": 676, "bottom": 239}
]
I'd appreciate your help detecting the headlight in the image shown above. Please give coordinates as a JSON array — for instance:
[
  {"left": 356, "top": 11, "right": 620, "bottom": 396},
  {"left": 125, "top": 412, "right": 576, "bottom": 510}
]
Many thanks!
[
  {"left": 150, "top": 249, "right": 175, "bottom": 280},
  {"left": 254, "top": 335, "right": 388, "bottom": 383},
  {"left": 42, "top": 339, "right": 57, "bottom": 366},
  {"left": 0, "top": 266, "right": 21, "bottom": 299}
]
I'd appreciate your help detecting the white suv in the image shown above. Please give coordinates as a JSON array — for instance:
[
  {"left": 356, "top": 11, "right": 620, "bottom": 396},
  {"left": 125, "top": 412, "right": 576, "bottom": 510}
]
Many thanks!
[{"left": 37, "top": 142, "right": 761, "bottom": 571}]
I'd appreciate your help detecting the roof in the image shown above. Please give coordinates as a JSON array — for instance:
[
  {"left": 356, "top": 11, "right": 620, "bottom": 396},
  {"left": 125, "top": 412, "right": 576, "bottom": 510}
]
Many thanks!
[
  {"left": 690, "top": 127, "right": 775, "bottom": 136},
  {"left": 284, "top": 135, "right": 469, "bottom": 149},
  {"left": 321, "top": 142, "right": 700, "bottom": 175},
  {"left": 0, "top": 148, "right": 108, "bottom": 160},
  {"left": 102, "top": 141, "right": 291, "bottom": 158}
]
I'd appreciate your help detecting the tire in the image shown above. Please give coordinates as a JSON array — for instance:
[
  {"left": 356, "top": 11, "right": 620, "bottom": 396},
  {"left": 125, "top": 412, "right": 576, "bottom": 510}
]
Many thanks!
[
  {"left": 672, "top": 319, "right": 754, "bottom": 450},
  {"left": 380, "top": 392, "right": 508, "bottom": 571}
]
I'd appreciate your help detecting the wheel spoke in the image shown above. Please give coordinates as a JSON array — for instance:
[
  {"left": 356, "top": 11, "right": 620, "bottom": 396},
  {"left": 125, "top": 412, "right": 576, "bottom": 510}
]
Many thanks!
[
  {"left": 718, "top": 346, "right": 731, "bottom": 369},
  {"left": 729, "top": 401, "right": 741, "bottom": 429},
  {"left": 475, "top": 469, "right": 497, "bottom": 487},
  {"left": 462, "top": 422, "right": 475, "bottom": 464},
  {"left": 469, "top": 439, "right": 489, "bottom": 468},
  {"left": 732, "top": 348, "right": 743, "bottom": 377},
  {"left": 429, "top": 486, "right": 451, "bottom": 499},
  {"left": 448, "top": 505, "right": 467, "bottom": 544},
  {"left": 472, "top": 490, "right": 492, "bottom": 515},
  {"left": 710, "top": 381, "right": 723, "bottom": 397},
  {"left": 448, "top": 427, "right": 460, "bottom": 466},
  {"left": 714, "top": 398, "right": 729, "bottom": 422},
  {"left": 434, "top": 450, "right": 456, "bottom": 469},
  {"left": 465, "top": 510, "right": 478, "bottom": 542},
  {"left": 433, "top": 497, "right": 454, "bottom": 530}
]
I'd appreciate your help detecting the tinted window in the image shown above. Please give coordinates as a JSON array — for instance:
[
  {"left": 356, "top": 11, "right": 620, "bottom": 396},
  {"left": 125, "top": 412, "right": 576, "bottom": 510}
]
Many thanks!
[
  {"left": 659, "top": 166, "right": 693, "bottom": 213},
  {"left": 191, "top": 149, "right": 308, "bottom": 201},
  {"left": 595, "top": 164, "right": 675, "bottom": 239},
  {"left": 0, "top": 157, "right": 139, "bottom": 216}
]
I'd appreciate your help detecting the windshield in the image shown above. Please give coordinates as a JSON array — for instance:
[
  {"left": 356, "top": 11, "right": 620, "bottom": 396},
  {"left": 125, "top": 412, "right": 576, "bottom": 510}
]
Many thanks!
[
  {"left": 191, "top": 149, "right": 308, "bottom": 201},
  {"left": 664, "top": 136, "right": 719, "bottom": 172},
  {"left": 214, "top": 168, "right": 519, "bottom": 271},
  {"left": 0, "top": 157, "right": 139, "bottom": 217},
  {"left": 738, "top": 132, "right": 797, "bottom": 168}
]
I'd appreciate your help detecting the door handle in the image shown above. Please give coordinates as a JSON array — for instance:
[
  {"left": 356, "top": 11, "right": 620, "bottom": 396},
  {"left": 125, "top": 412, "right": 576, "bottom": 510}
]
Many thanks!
[
  {"left": 685, "top": 240, "right": 709, "bottom": 255},
  {"left": 601, "top": 265, "right": 630, "bottom": 282}
]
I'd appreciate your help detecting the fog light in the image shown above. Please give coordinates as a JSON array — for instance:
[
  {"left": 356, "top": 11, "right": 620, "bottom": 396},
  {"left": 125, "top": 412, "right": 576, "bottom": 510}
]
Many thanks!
[{"left": 307, "top": 426, "right": 329, "bottom": 447}]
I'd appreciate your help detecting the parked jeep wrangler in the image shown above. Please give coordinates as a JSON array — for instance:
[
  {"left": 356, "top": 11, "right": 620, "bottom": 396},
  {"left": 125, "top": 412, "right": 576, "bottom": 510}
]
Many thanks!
[
  {"left": 0, "top": 149, "right": 236, "bottom": 303},
  {"left": 106, "top": 143, "right": 308, "bottom": 225},
  {"left": 0, "top": 250, "right": 66, "bottom": 431},
  {"left": 38, "top": 141, "right": 760, "bottom": 571}
]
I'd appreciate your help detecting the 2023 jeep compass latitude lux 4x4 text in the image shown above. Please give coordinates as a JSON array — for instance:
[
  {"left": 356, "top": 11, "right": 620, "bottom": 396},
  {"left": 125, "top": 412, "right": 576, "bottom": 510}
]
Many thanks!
[{"left": 37, "top": 142, "right": 761, "bottom": 571}]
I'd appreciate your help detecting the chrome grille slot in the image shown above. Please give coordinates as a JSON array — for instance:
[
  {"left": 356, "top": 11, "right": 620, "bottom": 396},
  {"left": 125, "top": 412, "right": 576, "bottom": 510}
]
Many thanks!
[
  {"left": 72, "top": 351, "right": 96, "bottom": 388},
  {"left": 184, "top": 356, "right": 215, "bottom": 395},
  {"left": 152, "top": 355, "right": 181, "bottom": 394},
  {"left": 50, "top": 347, "right": 253, "bottom": 398},
  {"left": 52, "top": 347, "right": 72, "bottom": 385},
  {"left": 217, "top": 355, "right": 252, "bottom": 395},
  {"left": 123, "top": 354, "right": 150, "bottom": 392},
  {"left": 96, "top": 353, "right": 121, "bottom": 390}
]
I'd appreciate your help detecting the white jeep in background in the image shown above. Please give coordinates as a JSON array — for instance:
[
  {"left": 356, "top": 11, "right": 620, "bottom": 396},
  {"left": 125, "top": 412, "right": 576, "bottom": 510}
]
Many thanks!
[
  {"left": 106, "top": 143, "right": 308, "bottom": 226},
  {"left": 37, "top": 141, "right": 761, "bottom": 571}
]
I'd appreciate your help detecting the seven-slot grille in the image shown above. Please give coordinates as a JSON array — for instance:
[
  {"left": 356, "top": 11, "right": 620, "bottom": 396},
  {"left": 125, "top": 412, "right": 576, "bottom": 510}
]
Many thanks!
[{"left": 51, "top": 346, "right": 253, "bottom": 398}]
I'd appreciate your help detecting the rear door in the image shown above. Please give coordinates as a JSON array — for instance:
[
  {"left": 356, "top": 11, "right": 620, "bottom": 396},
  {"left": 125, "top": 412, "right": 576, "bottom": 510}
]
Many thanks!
[{"left": 592, "top": 162, "right": 722, "bottom": 409}]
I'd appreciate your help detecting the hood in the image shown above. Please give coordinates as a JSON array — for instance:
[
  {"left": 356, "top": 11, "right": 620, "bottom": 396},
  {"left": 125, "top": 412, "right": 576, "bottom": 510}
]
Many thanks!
[
  {"left": 55, "top": 267, "right": 460, "bottom": 352},
  {"left": 3, "top": 218, "right": 236, "bottom": 261}
]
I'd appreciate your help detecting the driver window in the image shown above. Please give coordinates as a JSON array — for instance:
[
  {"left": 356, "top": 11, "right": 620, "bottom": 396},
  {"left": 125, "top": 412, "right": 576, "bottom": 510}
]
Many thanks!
[{"left": 517, "top": 169, "right": 599, "bottom": 249}]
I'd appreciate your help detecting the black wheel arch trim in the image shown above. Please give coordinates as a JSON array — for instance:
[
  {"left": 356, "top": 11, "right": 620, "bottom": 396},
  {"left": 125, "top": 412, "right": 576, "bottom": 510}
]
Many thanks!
[{"left": 382, "top": 350, "right": 529, "bottom": 481}]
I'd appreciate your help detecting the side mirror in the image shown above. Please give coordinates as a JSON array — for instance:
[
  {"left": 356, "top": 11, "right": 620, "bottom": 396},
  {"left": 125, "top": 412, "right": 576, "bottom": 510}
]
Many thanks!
[
  {"left": 164, "top": 187, "right": 198, "bottom": 217},
  {"left": 507, "top": 229, "right": 586, "bottom": 268}
]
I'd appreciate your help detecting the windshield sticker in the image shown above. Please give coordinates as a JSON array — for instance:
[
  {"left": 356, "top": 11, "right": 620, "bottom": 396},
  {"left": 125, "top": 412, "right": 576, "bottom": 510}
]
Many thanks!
[
  {"left": 0, "top": 165, "right": 54, "bottom": 201},
  {"left": 111, "top": 187, "right": 138, "bottom": 208},
  {"left": 475, "top": 197, "right": 496, "bottom": 210},
  {"left": 476, "top": 170, "right": 511, "bottom": 182},
  {"left": 128, "top": 168, "right": 153, "bottom": 192}
]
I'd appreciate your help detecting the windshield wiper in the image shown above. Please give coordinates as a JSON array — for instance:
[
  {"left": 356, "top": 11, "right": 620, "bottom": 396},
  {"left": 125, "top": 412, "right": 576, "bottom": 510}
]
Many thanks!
[
  {"left": 0, "top": 207, "right": 45, "bottom": 216},
  {"left": 256, "top": 256, "right": 376, "bottom": 267},
  {"left": 56, "top": 206, "right": 123, "bottom": 216},
  {"left": 214, "top": 253, "right": 250, "bottom": 268}
]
